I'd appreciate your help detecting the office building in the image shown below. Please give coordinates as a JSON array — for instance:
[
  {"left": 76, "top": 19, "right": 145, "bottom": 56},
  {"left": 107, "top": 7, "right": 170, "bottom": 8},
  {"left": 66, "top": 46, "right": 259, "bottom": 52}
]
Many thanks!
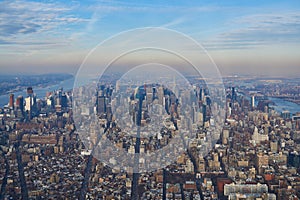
[{"left": 9, "top": 94, "right": 14, "bottom": 109}]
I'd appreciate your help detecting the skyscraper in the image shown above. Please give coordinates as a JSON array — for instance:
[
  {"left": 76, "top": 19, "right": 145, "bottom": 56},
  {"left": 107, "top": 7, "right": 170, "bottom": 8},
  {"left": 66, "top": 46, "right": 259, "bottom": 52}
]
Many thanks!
[
  {"left": 97, "top": 96, "right": 106, "bottom": 115},
  {"left": 231, "top": 87, "right": 236, "bottom": 101},
  {"left": 9, "top": 94, "right": 14, "bottom": 109},
  {"left": 15, "top": 95, "right": 24, "bottom": 118},
  {"left": 251, "top": 95, "right": 255, "bottom": 108},
  {"left": 25, "top": 87, "right": 36, "bottom": 119},
  {"left": 231, "top": 87, "right": 236, "bottom": 110},
  {"left": 27, "top": 87, "right": 33, "bottom": 95},
  {"left": 202, "top": 104, "right": 207, "bottom": 127},
  {"left": 16, "top": 95, "right": 23, "bottom": 111}
]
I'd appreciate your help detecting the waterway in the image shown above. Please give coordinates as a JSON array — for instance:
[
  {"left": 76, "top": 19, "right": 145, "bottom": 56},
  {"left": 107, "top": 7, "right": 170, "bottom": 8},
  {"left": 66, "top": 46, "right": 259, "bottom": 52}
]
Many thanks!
[
  {"left": 1, "top": 78, "right": 299, "bottom": 115},
  {"left": 268, "top": 97, "right": 300, "bottom": 115},
  {"left": 238, "top": 91, "right": 300, "bottom": 115},
  {"left": 0, "top": 78, "right": 75, "bottom": 107},
  {"left": 248, "top": 96, "right": 300, "bottom": 115}
]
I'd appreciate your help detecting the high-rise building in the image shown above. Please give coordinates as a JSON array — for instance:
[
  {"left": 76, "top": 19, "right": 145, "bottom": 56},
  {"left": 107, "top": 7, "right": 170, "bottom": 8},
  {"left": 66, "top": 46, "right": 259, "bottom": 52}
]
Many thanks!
[
  {"left": 202, "top": 104, "right": 206, "bottom": 126},
  {"left": 25, "top": 87, "right": 36, "bottom": 119},
  {"left": 192, "top": 103, "right": 198, "bottom": 123},
  {"left": 252, "top": 126, "right": 269, "bottom": 144},
  {"left": 251, "top": 95, "right": 255, "bottom": 108},
  {"left": 97, "top": 96, "right": 106, "bottom": 115},
  {"left": 146, "top": 91, "right": 153, "bottom": 104},
  {"left": 15, "top": 95, "right": 24, "bottom": 118},
  {"left": 115, "top": 80, "right": 120, "bottom": 92},
  {"left": 15, "top": 95, "right": 24, "bottom": 110},
  {"left": 25, "top": 97, "right": 32, "bottom": 112},
  {"left": 61, "top": 94, "right": 68, "bottom": 108},
  {"left": 281, "top": 110, "right": 290, "bottom": 119},
  {"left": 255, "top": 153, "right": 269, "bottom": 173},
  {"left": 106, "top": 104, "right": 112, "bottom": 121},
  {"left": 9, "top": 94, "right": 14, "bottom": 109},
  {"left": 222, "top": 129, "right": 230, "bottom": 145},
  {"left": 199, "top": 88, "right": 204, "bottom": 101},
  {"left": 257, "top": 100, "right": 269, "bottom": 113},
  {"left": 288, "top": 152, "right": 300, "bottom": 168},
  {"left": 231, "top": 87, "right": 236, "bottom": 101},
  {"left": 27, "top": 87, "right": 33, "bottom": 95},
  {"left": 157, "top": 86, "right": 164, "bottom": 105}
]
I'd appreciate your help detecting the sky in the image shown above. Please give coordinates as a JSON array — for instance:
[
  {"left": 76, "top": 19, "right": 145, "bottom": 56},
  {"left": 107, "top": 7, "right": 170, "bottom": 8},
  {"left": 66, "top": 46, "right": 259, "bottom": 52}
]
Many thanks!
[{"left": 0, "top": 0, "right": 300, "bottom": 77}]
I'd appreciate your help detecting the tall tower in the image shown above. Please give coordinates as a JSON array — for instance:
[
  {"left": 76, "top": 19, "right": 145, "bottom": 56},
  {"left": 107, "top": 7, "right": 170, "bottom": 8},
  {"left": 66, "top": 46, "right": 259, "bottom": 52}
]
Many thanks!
[
  {"left": 231, "top": 87, "right": 235, "bottom": 110},
  {"left": 199, "top": 88, "right": 204, "bottom": 101},
  {"left": 16, "top": 96, "right": 24, "bottom": 111},
  {"left": 26, "top": 87, "right": 34, "bottom": 119},
  {"left": 9, "top": 94, "right": 14, "bottom": 109},
  {"left": 61, "top": 93, "right": 68, "bottom": 108},
  {"left": 231, "top": 87, "right": 235, "bottom": 101},
  {"left": 251, "top": 95, "right": 255, "bottom": 108},
  {"left": 116, "top": 80, "right": 120, "bottom": 92},
  {"left": 97, "top": 96, "right": 106, "bottom": 115},
  {"left": 157, "top": 86, "right": 164, "bottom": 105},
  {"left": 202, "top": 104, "right": 207, "bottom": 127},
  {"left": 15, "top": 95, "right": 24, "bottom": 118}
]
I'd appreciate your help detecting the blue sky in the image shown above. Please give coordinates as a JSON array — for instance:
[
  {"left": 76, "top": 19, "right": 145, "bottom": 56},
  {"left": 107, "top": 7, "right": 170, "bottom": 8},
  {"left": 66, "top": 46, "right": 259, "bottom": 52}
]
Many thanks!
[{"left": 0, "top": 0, "right": 300, "bottom": 76}]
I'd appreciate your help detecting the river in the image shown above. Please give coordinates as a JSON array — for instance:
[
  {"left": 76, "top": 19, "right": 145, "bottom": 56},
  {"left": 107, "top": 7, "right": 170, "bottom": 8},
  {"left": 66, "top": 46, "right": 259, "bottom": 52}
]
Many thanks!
[
  {"left": 1, "top": 79, "right": 299, "bottom": 115},
  {"left": 268, "top": 97, "right": 300, "bottom": 115},
  {"left": 238, "top": 92, "right": 300, "bottom": 115},
  {"left": 0, "top": 78, "right": 75, "bottom": 107}
]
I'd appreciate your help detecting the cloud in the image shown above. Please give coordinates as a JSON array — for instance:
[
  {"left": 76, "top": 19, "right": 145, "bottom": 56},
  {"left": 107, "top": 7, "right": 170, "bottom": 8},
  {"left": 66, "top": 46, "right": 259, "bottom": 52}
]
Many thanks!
[
  {"left": 160, "top": 17, "right": 187, "bottom": 28},
  {"left": 206, "top": 12, "right": 300, "bottom": 50},
  {"left": 0, "top": 1, "right": 221, "bottom": 48},
  {"left": 89, "top": 1, "right": 221, "bottom": 14},
  {"left": 0, "top": 39, "right": 12, "bottom": 45},
  {"left": 0, "top": 23, "right": 41, "bottom": 36},
  {"left": 225, "top": 13, "right": 300, "bottom": 42},
  {"left": 0, "top": 0, "right": 89, "bottom": 46}
]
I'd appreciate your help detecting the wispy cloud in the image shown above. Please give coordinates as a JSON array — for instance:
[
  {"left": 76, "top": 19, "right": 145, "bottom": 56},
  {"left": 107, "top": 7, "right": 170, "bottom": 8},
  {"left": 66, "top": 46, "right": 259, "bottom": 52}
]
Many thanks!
[
  {"left": 205, "top": 12, "right": 300, "bottom": 50},
  {"left": 160, "top": 17, "right": 187, "bottom": 28},
  {"left": 89, "top": 1, "right": 221, "bottom": 14},
  {"left": 0, "top": 0, "right": 89, "bottom": 46},
  {"left": 0, "top": 0, "right": 222, "bottom": 48}
]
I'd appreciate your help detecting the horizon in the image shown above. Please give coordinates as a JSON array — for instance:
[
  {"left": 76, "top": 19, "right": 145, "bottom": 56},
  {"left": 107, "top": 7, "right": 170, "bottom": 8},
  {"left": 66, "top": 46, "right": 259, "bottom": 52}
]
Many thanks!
[
  {"left": 0, "top": 0, "right": 300, "bottom": 76},
  {"left": 1, "top": 71, "right": 300, "bottom": 79}
]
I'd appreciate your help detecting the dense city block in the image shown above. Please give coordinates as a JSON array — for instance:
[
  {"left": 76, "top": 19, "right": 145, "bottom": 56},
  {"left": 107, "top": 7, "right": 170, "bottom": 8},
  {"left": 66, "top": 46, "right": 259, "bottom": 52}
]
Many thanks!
[{"left": 0, "top": 76, "right": 299, "bottom": 199}]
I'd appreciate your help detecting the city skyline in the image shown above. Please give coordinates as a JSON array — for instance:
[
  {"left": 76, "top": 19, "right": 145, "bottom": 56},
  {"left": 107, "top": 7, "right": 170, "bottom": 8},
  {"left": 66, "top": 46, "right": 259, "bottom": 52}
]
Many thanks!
[
  {"left": 1, "top": 74, "right": 300, "bottom": 199},
  {"left": 1, "top": 2, "right": 300, "bottom": 198},
  {"left": 0, "top": 0, "right": 300, "bottom": 76}
]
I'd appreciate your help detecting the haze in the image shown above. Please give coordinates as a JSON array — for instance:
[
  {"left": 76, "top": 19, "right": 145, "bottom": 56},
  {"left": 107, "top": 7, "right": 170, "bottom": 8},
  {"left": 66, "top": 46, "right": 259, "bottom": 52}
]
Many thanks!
[{"left": 0, "top": 0, "right": 300, "bottom": 77}]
